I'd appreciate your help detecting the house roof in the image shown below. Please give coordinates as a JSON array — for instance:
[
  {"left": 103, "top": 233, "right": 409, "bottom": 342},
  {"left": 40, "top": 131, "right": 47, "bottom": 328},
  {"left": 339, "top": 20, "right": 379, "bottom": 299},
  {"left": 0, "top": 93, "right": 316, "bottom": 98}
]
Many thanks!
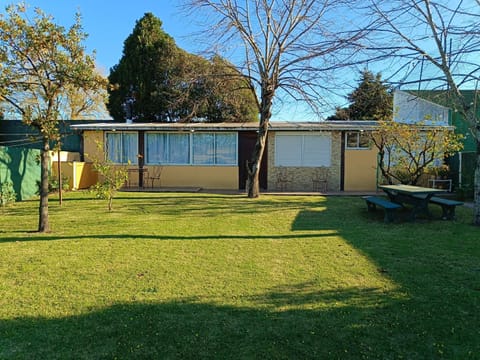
[{"left": 70, "top": 121, "right": 381, "bottom": 132}]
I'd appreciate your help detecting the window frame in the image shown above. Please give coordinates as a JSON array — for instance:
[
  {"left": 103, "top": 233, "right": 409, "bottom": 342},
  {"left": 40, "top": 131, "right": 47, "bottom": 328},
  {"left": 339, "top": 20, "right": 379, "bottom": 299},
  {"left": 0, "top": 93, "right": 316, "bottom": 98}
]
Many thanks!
[
  {"left": 345, "top": 131, "right": 371, "bottom": 150},
  {"left": 145, "top": 131, "right": 238, "bottom": 166},
  {"left": 104, "top": 131, "right": 138, "bottom": 165}
]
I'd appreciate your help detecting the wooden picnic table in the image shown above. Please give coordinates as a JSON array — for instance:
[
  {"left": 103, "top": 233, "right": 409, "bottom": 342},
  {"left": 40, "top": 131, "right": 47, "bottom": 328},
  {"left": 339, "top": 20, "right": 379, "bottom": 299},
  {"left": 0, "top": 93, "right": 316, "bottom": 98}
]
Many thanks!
[{"left": 378, "top": 184, "right": 445, "bottom": 221}]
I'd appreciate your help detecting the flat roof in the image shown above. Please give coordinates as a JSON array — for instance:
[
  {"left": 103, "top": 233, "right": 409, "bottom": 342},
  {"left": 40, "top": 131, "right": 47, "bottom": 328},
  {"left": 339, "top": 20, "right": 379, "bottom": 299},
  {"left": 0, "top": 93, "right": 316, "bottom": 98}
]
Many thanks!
[{"left": 70, "top": 121, "right": 381, "bottom": 132}]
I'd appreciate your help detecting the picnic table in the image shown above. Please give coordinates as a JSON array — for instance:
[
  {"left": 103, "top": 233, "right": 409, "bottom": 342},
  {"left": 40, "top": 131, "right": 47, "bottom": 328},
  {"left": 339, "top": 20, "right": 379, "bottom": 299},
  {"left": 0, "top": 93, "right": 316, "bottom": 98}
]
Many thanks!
[{"left": 378, "top": 184, "right": 445, "bottom": 221}]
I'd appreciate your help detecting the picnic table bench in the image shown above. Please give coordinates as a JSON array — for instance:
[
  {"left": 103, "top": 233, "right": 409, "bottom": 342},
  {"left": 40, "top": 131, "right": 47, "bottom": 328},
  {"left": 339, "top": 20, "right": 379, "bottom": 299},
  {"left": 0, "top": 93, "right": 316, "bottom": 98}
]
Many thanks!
[
  {"left": 428, "top": 196, "right": 463, "bottom": 220},
  {"left": 363, "top": 196, "right": 402, "bottom": 223}
]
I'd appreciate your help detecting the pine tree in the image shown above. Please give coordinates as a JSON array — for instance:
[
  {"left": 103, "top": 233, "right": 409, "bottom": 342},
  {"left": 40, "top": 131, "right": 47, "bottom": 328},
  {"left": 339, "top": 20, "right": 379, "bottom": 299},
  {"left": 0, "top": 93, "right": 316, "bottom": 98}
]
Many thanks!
[
  {"left": 107, "top": 13, "right": 257, "bottom": 122},
  {"left": 347, "top": 70, "right": 393, "bottom": 120}
]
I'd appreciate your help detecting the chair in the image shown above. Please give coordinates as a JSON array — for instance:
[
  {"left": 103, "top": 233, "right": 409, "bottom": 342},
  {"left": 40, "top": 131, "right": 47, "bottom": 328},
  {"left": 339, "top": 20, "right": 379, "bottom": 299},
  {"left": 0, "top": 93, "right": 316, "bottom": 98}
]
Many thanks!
[
  {"left": 312, "top": 167, "right": 328, "bottom": 192},
  {"left": 276, "top": 167, "right": 290, "bottom": 191},
  {"left": 146, "top": 166, "right": 162, "bottom": 188}
]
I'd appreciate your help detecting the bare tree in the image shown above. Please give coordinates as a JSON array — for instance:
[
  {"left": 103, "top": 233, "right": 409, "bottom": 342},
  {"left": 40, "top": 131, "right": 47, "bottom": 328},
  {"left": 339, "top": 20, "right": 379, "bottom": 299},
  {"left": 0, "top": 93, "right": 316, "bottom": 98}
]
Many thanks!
[
  {"left": 185, "top": 0, "right": 368, "bottom": 197},
  {"left": 367, "top": 0, "right": 480, "bottom": 224}
]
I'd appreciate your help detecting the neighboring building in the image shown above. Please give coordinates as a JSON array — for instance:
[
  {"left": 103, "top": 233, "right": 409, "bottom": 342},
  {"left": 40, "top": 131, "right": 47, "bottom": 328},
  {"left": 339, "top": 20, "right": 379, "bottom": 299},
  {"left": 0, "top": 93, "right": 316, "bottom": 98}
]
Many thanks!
[{"left": 394, "top": 90, "right": 479, "bottom": 192}]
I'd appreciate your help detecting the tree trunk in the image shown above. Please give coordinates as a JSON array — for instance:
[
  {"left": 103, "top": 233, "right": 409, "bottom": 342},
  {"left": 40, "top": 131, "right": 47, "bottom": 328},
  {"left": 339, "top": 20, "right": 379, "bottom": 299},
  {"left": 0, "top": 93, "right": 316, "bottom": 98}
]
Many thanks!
[
  {"left": 38, "top": 137, "right": 50, "bottom": 232},
  {"left": 246, "top": 85, "right": 274, "bottom": 198},
  {"left": 474, "top": 126, "right": 480, "bottom": 226},
  {"left": 246, "top": 118, "right": 269, "bottom": 198}
]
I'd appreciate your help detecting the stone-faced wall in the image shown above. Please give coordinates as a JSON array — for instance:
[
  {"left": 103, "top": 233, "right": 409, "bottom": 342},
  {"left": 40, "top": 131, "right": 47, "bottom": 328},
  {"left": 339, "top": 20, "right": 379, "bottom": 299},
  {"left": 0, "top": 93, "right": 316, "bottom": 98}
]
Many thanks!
[{"left": 267, "top": 131, "right": 342, "bottom": 192}]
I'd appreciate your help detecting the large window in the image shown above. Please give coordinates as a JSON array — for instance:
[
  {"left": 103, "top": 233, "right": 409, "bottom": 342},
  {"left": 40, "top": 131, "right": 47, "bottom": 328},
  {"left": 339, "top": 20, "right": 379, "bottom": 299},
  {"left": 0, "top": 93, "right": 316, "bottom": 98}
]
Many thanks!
[
  {"left": 146, "top": 132, "right": 237, "bottom": 166},
  {"left": 275, "top": 133, "right": 331, "bottom": 167},
  {"left": 145, "top": 133, "right": 190, "bottom": 164},
  {"left": 105, "top": 132, "right": 138, "bottom": 164}
]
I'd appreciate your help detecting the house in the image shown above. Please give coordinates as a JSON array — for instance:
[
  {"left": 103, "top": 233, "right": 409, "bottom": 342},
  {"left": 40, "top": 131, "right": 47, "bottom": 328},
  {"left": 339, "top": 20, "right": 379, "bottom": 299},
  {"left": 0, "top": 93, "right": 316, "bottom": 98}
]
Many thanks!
[
  {"left": 2, "top": 116, "right": 457, "bottom": 197},
  {"left": 71, "top": 121, "right": 380, "bottom": 192}
]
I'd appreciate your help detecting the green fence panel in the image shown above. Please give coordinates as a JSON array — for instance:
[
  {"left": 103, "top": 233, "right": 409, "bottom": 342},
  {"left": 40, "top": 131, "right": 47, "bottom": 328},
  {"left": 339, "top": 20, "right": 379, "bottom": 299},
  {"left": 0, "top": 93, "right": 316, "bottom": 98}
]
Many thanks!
[{"left": 0, "top": 146, "right": 41, "bottom": 201}]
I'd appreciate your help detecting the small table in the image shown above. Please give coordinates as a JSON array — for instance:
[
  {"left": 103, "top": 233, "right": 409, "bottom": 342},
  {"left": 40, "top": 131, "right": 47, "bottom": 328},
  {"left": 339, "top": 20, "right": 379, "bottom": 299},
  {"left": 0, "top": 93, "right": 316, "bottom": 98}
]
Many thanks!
[
  {"left": 127, "top": 168, "right": 148, "bottom": 188},
  {"left": 378, "top": 184, "right": 445, "bottom": 221}
]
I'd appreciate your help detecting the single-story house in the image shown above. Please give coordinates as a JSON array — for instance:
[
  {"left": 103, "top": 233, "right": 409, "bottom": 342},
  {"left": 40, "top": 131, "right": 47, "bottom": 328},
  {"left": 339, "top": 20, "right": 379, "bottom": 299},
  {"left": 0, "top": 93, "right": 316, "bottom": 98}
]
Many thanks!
[{"left": 71, "top": 121, "right": 380, "bottom": 192}]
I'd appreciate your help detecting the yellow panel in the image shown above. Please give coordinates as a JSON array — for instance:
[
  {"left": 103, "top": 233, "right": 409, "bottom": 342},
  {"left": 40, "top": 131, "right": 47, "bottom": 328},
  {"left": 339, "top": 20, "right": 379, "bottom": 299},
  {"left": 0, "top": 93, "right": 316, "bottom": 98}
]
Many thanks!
[
  {"left": 74, "top": 162, "right": 98, "bottom": 189},
  {"left": 52, "top": 161, "right": 98, "bottom": 190},
  {"left": 344, "top": 149, "right": 378, "bottom": 191}
]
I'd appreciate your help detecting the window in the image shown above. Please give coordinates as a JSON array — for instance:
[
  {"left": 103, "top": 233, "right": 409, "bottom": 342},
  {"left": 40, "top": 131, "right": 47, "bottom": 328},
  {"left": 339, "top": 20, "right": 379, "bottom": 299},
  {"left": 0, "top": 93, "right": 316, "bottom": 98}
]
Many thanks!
[
  {"left": 275, "top": 133, "right": 331, "bottom": 167},
  {"left": 105, "top": 132, "right": 138, "bottom": 164},
  {"left": 345, "top": 131, "right": 370, "bottom": 149},
  {"left": 193, "top": 133, "right": 215, "bottom": 164},
  {"left": 145, "top": 133, "right": 190, "bottom": 164},
  {"left": 145, "top": 132, "right": 237, "bottom": 166},
  {"left": 214, "top": 133, "right": 237, "bottom": 165}
]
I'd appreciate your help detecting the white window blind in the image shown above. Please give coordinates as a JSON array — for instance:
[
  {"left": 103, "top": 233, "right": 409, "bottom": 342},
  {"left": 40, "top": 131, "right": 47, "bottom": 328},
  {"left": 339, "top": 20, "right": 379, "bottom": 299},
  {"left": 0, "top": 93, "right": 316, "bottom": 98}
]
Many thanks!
[{"left": 275, "top": 133, "right": 331, "bottom": 167}]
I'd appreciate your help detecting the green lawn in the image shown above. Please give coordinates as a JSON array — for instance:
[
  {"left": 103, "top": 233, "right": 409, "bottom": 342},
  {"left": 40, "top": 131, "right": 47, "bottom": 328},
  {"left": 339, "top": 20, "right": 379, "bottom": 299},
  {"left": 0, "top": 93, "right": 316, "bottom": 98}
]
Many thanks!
[{"left": 0, "top": 191, "right": 479, "bottom": 359}]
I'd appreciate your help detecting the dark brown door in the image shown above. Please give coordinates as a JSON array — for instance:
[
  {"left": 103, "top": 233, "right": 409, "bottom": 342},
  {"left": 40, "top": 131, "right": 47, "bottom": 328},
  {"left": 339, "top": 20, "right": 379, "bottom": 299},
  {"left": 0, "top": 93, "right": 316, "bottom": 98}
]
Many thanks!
[{"left": 238, "top": 131, "right": 268, "bottom": 190}]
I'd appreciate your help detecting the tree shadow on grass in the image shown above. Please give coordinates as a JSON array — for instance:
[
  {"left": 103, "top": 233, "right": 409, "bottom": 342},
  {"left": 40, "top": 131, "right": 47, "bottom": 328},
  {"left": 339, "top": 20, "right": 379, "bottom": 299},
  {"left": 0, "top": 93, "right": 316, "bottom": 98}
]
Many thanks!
[
  {"left": 3, "top": 282, "right": 477, "bottom": 359},
  {"left": 0, "top": 232, "right": 339, "bottom": 244},
  {"left": 290, "top": 197, "right": 480, "bottom": 359}
]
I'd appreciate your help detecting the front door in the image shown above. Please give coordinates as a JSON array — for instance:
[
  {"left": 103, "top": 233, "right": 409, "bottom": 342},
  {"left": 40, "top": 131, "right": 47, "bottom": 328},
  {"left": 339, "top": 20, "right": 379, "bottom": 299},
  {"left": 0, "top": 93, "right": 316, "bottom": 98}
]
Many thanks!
[{"left": 238, "top": 131, "right": 268, "bottom": 190}]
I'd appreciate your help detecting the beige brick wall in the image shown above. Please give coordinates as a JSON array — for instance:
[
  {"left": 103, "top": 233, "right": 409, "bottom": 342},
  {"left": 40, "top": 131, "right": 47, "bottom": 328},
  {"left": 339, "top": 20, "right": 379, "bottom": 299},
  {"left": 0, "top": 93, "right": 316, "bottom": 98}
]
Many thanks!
[{"left": 267, "top": 131, "right": 342, "bottom": 192}]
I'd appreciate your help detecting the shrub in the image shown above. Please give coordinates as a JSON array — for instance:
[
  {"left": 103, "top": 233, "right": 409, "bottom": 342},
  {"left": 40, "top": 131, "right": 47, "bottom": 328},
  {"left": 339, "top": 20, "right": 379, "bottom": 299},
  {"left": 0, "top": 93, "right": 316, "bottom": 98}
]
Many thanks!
[{"left": 0, "top": 182, "right": 17, "bottom": 206}]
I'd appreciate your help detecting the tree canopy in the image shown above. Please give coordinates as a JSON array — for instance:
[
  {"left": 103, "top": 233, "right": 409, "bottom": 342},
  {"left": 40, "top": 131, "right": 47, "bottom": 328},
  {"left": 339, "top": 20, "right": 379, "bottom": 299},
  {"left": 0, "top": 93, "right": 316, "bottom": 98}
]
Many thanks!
[
  {"left": 366, "top": 0, "right": 480, "bottom": 224},
  {"left": 371, "top": 120, "right": 463, "bottom": 185},
  {"left": 328, "top": 70, "right": 393, "bottom": 120},
  {"left": 107, "top": 13, "right": 257, "bottom": 123},
  {"left": 0, "top": 3, "right": 106, "bottom": 232}
]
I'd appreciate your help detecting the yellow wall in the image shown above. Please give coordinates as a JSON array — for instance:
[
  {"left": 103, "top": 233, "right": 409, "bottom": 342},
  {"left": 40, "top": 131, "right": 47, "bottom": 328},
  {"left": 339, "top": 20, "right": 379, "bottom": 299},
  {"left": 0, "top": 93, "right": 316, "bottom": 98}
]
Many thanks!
[
  {"left": 83, "top": 130, "right": 104, "bottom": 162},
  {"left": 344, "top": 148, "right": 378, "bottom": 191},
  {"left": 82, "top": 130, "right": 239, "bottom": 190},
  {"left": 143, "top": 165, "right": 238, "bottom": 190}
]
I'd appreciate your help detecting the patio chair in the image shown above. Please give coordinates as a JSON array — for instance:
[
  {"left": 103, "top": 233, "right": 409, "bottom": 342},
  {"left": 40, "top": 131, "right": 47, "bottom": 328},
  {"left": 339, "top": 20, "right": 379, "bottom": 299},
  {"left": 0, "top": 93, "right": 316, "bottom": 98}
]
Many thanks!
[
  {"left": 312, "top": 167, "right": 328, "bottom": 192},
  {"left": 146, "top": 166, "right": 163, "bottom": 188},
  {"left": 276, "top": 167, "right": 290, "bottom": 191}
]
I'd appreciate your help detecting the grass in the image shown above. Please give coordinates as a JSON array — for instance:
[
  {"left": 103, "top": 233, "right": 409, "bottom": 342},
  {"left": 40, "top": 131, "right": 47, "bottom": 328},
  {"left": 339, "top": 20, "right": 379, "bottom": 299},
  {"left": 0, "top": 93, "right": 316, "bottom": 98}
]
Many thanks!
[{"left": 0, "top": 191, "right": 479, "bottom": 359}]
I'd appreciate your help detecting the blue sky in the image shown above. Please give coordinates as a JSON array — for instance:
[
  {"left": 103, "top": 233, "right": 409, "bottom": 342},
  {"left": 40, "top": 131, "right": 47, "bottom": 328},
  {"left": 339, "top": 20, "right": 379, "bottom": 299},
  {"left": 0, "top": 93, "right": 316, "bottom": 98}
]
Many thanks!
[
  {"left": 2, "top": 0, "right": 341, "bottom": 120},
  {"left": 4, "top": 1, "right": 472, "bottom": 121},
  {"left": 3, "top": 1, "right": 197, "bottom": 74}
]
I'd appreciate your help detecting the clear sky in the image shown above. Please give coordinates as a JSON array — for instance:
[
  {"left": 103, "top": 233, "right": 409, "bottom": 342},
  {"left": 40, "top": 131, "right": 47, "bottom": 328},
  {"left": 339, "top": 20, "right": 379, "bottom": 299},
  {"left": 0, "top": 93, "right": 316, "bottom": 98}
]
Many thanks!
[
  {"left": 5, "top": 1, "right": 468, "bottom": 121},
  {"left": 2, "top": 1, "right": 199, "bottom": 75}
]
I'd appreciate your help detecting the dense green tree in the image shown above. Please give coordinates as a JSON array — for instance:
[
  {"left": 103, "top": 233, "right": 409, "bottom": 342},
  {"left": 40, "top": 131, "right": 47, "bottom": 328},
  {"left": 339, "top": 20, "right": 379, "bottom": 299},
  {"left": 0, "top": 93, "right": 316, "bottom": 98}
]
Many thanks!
[
  {"left": 348, "top": 70, "right": 393, "bottom": 120},
  {"left": 107, "top": 13, "right": 257, "bottom": 122},
  {"left": 327, "top": 106, "right": 349, "bottom": 120},
  {"left": 328, "top": 70, "right": 393, "bottom": 121},
  {"left": 0, "top": 4, "right": 106, "bottom": 232},
  {"left": 108, "top": 13, "right": 178, "bottom": 121},
  {"left": 172, "top": 55, "right": 258, "bottom": 122}
]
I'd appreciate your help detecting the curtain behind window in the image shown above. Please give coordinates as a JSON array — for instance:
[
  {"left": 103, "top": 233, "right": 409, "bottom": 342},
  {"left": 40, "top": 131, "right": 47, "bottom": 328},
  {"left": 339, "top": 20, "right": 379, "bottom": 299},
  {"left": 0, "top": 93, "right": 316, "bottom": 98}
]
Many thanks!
[
  {"left": 193, "top": 133, "right": 215, "bottom": 164},
  {"left": 106, "top": 132, "right": 137, "bottom": 164},
  {"left": 169, "top": 134, "right": 189, "bottom": 164},
  {"left": 215, "top": 133, "right": 237, "bottom": 165}
]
